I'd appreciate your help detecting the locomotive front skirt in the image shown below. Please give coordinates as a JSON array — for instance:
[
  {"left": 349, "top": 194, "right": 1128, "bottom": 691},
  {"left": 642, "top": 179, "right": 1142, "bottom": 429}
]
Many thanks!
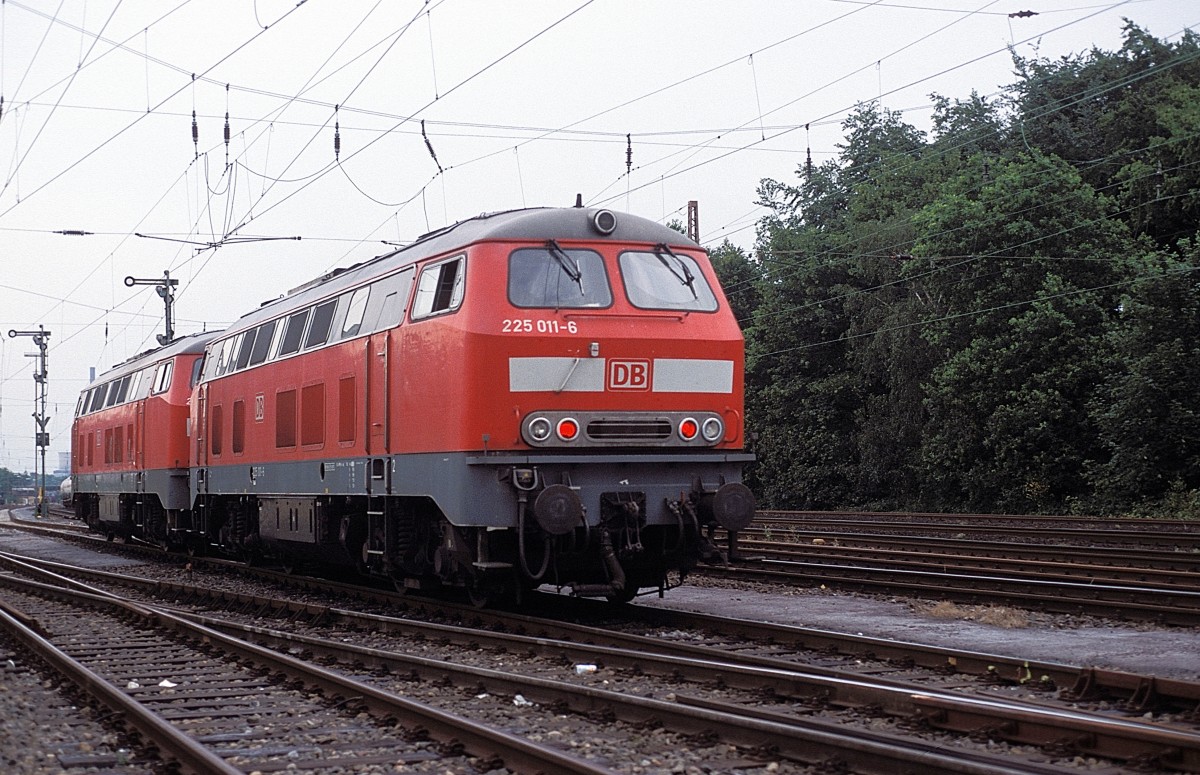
[{"left": 71, "top": 206, "right": 755, "bottom": 605}]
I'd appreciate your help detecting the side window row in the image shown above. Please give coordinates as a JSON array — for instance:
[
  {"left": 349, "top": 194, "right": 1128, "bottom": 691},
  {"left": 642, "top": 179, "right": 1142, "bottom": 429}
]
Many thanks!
[
  {"left": 203, "top": 264, "right": 421, "bottom": 382},
  {"left": 74, "top": 254, "right": 464, "bottom": 417},
  {"left": 202, "top": 254, "right": 464, "bottom": 384},
  {"left": 76, "top": 359, "right": 174, "bottom": 417}
]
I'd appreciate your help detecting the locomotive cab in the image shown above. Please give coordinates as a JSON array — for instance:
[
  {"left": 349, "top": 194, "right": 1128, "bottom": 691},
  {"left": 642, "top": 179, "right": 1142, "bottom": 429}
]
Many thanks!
[
  {"left": 72, "top": 333, "right": 217, "bottom": 546},
  {"left": 358, "top": 207, "right": 756, "bottom": 602}
]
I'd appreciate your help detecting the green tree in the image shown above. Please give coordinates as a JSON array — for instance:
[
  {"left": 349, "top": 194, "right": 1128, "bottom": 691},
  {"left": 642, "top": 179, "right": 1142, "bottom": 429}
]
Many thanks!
[
  {"left": 1087, "top": 243, "right": 1200, "bottom": 513},
  {"left": 1012, "top": 22, "right": 1200, "bottom": 249},
  {"left": 747, "top": 103, "right": 931, "bottom": 508},
  {"left": 707, "top": 240, "right": 763, "bottom": 326},
  {"left": 740, "top": 25, "right": 1198, "bottom": 514},
  {"left": 834, "top": 95, "right": 1013, "bottom": 507},
  {"left": 0, "top": 467, "right": 34, "bottom": 504},
  {"left": 745, "top": 213, "right": 859, "bottom": 508},
  {"left": 913, "top": 153, "right": 1137, "bottom": 511}
]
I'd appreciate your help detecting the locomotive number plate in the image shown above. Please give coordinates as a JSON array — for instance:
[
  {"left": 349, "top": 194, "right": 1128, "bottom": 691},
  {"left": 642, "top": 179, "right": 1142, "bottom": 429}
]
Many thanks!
[{"left": 502, "top": 318, "right": 578, "bottom": 335}]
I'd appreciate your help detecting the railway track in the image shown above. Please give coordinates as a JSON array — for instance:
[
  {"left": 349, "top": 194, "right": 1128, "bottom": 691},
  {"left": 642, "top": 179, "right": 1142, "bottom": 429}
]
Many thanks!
[
  {"left": 752, "top": 510, "right": 1200, "bottom": 549},
  {"left": 14, "top": 505, "right": 1200, "bottom": 624},
  {"left": 700, "top": 557, "right": 1200, "bottom": 625},
  {"left": 691, "top": 510, "right": 1200, "bottom": 625},
  {"left": 3, "top": 547, "right": 1200, "bottom": 773},
  {"left": 8, "top": 509, "right": 1200, "bottom": 703},
  {"left": 0, "top": 559, "right": 612, "bottom": 774},
  {"left": 740, "top": 533, "right": 1199, "bottom": 573}
]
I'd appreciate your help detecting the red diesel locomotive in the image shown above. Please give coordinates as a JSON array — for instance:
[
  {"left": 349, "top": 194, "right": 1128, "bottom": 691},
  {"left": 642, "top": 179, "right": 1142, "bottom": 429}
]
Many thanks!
[
  {"left": 74, "top": 206, "right": 754, "bottom": 604},
  {"left": 72, "top": 331, "right": 218, "bottom": 540}
]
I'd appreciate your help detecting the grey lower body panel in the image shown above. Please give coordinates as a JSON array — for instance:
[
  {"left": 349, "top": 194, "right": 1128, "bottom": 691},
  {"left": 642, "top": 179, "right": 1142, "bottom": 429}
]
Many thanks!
[
  {"left": 195, "top": 450, "right": 754, "bottom": 528},
  {"left": 75, "top": 468, "right": 190, "bottom": 510}
]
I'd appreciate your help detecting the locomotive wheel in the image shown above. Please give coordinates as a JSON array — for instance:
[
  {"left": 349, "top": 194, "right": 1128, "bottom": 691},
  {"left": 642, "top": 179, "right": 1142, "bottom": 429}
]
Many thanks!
[
  {"left": 467, "top": 583, "right": 495, "bottom": 609},
  {"left": 466, "top": 574, "right": 514, "bottom": 609}
]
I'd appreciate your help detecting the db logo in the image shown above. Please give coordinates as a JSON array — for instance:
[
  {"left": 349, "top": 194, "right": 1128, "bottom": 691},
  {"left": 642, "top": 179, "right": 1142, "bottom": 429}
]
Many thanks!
[{"left": 608, "top": 360, "right": 650, "bottom": 391}]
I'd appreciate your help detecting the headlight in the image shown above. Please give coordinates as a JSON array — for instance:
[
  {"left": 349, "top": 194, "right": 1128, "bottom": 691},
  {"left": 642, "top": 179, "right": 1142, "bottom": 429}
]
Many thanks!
[
  {"left": 527, "top": 416, "right": 552, "bottom": 443},
  {"left": 592, "top": 209, "right": 617, "bottom": 235},
  {"left": 701, "top": 417, "right": 724, "bottom": 443}
]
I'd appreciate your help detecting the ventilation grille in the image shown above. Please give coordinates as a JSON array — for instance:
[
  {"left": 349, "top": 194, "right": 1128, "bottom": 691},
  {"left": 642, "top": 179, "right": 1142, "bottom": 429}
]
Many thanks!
[{"left": 586, "top": 418, "right": 672, "bottom": 441}]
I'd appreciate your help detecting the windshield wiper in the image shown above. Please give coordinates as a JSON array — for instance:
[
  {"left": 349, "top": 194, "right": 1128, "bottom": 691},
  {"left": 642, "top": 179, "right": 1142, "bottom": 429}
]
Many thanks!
[
  {"left": 654, "top": 243, "right": 697, "bottom": 299},
  {"left": 547, "top": 240, "right": 584, "bottom": 295}
]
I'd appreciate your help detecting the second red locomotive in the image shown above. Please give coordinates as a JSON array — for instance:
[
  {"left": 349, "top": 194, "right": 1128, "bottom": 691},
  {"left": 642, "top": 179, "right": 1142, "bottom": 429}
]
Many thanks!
[
  {"left": 73, "top": 206, "right": 755, "bottom": 604},
  {"left": 72, "top": 331, "right": 217, "bottom": 543}
]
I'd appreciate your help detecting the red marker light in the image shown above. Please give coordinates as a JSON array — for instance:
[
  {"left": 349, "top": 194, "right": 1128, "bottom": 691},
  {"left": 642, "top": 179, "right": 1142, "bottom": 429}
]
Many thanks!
[
  {"left": 557, "top": 418, "right": 580, "bottom": 441},
  {"left": 679, "top": 418, "right": 699, "bottom": 441}
]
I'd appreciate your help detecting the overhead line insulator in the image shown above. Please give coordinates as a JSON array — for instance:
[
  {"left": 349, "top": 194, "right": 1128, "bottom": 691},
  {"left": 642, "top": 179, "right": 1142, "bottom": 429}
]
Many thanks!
[
  {"left": 421, "top": 119, "right": 443, "bottom": 174},
  {"left": 334, "top": 105, "right": 341, "bottom": 161}
]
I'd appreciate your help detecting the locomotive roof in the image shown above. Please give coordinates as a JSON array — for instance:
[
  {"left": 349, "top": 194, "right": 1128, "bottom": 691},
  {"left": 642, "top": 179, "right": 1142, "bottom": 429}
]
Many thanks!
[
  {"left": 398, "top": 206, "right": 700, "bottom": 255},
  {"left": 227, "top": 206, "right": 700, "bottom": 337},
  {"left": 92, "top": 330, "right": 220, "bottom": 384}
]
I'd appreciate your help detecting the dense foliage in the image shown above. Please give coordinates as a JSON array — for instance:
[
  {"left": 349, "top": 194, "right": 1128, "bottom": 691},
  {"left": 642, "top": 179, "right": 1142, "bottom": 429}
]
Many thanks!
[{"left": 714, "top": 23, "right": 1200, "bottom": 517}]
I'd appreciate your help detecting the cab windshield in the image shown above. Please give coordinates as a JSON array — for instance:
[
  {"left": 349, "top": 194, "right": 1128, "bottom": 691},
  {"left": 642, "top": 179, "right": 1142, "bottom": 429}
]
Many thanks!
[
  {"left": 619, "top": 248, "right": 718, "bottom": 312},
  {"left": 508, "top": 245, "right": 612, "bottom": 308}
]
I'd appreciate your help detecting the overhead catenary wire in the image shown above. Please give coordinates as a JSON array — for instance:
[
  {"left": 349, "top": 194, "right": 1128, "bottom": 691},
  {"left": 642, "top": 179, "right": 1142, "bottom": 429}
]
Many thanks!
[
  {"left": 9, "top": 5, "right": 1137, "bottom": 273},
  {"left": 220, "top": 0, "right": 599, "bottom": 240},
  {"left": 594, "top": 0, "right": 1009, "bottom": 208},
  {"left": 0, "top": 0, "right": 121, "bottom": 201},
  {"left": 0, "top": 0, "right": 413, "bottom": 375},
  {"left": 204, "top": 0, "right": 439, "bottom": 250},
  {"left": 152, "top": 3, "right": 444, "bottom": 311},
  {"left": 426, "top": 1, "right": 439, "bottom": 101},
  {"left": 718, "top": 46, "right": 1200, "bottom": 300},
  {"left": 602, "top": 0, "right": 1167, "bottom": 246},
  {"left": 0, "top": 0, "right": 309, "bottom": 219},
  {"left": 0, "top": 0, "right": 1166, "bottom": 281},
  {"left": 0, "top": 0, "right": 1161, "bottom": 236},
  {"left": 724, "top": 137, "right": 1200, "bottom": 308},
  {"left": 1, "top": 0, "right": 1125, "bottom": 250},
  {"left": 0, "top": 1, "right": 1192, "bottom": 457}
]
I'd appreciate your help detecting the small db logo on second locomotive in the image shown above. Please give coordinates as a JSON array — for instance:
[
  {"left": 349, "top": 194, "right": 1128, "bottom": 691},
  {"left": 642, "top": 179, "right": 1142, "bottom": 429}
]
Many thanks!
[{"left": 608, "top": 360, "right": 650, "bottom": 391}]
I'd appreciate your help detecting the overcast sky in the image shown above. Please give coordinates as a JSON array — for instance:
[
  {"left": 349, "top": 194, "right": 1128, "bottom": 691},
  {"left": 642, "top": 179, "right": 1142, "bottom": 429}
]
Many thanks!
[{"left": 0, "top": 0, "right": 1195, "bottom": 473}]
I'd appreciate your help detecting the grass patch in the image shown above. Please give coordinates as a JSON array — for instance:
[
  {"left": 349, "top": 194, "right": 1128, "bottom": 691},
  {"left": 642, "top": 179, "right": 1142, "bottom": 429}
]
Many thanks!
[{"left": 917, "top": 600, "right": 1031, "bottom": 628}]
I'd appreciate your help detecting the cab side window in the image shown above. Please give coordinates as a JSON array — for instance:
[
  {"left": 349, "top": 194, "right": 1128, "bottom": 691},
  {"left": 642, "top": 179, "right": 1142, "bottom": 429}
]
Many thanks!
[
  {"left": 412, "top": 255, "right": 465, "bottom": 319},
  {"left": 89, "top": 386, "right": 108, "bottom": 412},
  {"left": 152, "top": 361, "right": 174, "bottom": 395}
]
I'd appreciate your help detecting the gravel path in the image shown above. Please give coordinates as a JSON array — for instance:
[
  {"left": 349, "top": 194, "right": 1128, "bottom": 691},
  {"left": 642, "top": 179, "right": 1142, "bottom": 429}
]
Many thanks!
[{"left": 637, "top": 576, "right": 1200, "bottom": 680}]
